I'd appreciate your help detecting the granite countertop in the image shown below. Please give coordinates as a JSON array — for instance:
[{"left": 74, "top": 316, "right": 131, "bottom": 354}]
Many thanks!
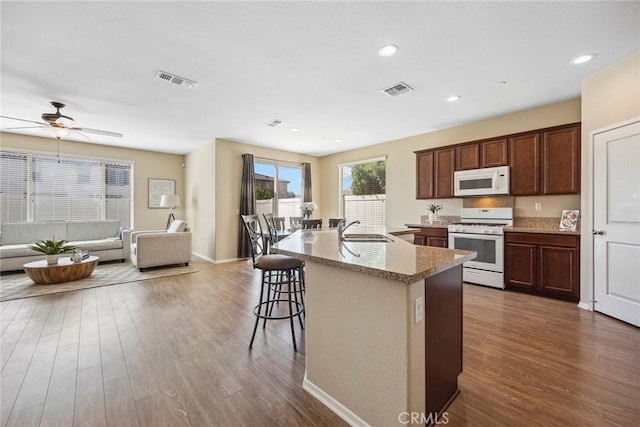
[
  {"left": 405, "top": 222, "right": 450, "bottom": 229},
  {"left": 271, "top": 227, "right": 476, "bottom": 284},
  {"left": 504, "top": 226, "right": 581, "bottom": 236},
  {"left": 404, "top": 216, "right": 580, "bottom": 235},
  {"left": 505, "top": 217, "right": 581, "bottom": 236}
]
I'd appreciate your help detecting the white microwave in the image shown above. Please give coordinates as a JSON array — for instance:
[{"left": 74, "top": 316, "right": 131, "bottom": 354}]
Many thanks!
[{"left": 454, "top": 166, "right": 510, "bottom": 197}]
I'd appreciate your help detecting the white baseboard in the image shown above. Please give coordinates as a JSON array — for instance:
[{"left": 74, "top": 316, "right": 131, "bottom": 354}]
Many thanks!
[
  {"left": 213, "top": 257, "right": 245, "bottom": 264},
  {"left": 577, "top": 301, "right": 593, "bottom": 311},
  {"left": 191, "top": 252, "right": 216, "bottom": 263},
  {"left": 302, "top": 374, "right": 370, "bottom": 427}
]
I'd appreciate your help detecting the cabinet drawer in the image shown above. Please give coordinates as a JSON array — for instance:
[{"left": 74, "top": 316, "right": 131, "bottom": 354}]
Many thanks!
[{"left": 505, "top": 232, "right": 578, "bottom": 248}]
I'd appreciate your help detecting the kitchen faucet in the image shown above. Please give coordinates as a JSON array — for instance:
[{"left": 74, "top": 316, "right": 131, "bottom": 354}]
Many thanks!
[{"left": 337, "top": 220, "right": 360, "bottom": 240}]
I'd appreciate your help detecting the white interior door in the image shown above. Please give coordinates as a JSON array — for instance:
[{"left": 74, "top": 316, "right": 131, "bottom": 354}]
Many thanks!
[{"left": 593, "top": 120, "right": 640, "bottom": 327}]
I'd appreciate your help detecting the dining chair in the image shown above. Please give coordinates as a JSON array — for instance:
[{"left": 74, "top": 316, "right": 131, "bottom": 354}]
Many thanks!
[
  {"left": 328, "top": 218, "right": 345, "bottom": 228},
  {"left": 301, "top": 219, "right": 322, "bottom": 229},
  {"left": 274, "top": 217, "right": 286, "bottom": 231},
  {"left": 241, "top": 214, "right": 305, "bottom": 351}
]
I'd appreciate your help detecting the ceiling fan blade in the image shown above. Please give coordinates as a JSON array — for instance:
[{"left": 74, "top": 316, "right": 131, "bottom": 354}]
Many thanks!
[
  {"left": 5, "top": 126, "right": 48, "bottom": 130},
  {"left": 0, "top": 115, "right": 48, "bottom": 126},
  {"left": 71, "top": 127, "right": 122, "bottom": 138}
]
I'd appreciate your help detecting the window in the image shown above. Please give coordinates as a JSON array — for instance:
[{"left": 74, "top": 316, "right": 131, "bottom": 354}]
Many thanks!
[
  {"left": 0, "top": 151, "right": 133, "bottom": 227},
  {"left": 254, "top": 160, "right": 303, "bottom": 228},
  {"left": 340, "top": 157, "right": 386, "bottom": 227}
]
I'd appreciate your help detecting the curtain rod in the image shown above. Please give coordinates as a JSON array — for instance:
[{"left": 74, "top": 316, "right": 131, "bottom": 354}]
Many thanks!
[{"left": 244, "top": 153, "right": 306, "bottom": 166}]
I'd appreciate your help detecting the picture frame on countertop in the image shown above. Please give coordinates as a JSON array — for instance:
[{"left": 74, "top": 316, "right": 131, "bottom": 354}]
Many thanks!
[
  {"left": 148, "top": 178, "right": 175, "bottom": 208},
  {"left": 559, "top": 209, "right": 579, "bottom": 231}
]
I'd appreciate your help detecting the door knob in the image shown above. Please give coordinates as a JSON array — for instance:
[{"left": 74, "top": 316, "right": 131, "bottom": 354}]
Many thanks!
[{"left": 592, "top": 230, "right": 604, "bottom": 235}]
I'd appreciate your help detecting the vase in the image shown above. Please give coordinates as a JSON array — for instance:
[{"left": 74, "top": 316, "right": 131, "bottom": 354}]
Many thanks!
[
  {"left": 46, "top": 254, "right": 60, "bottom": 265},
  {"left": 304, "top": 213, "right": 311, "bottom": 219},
  {"left": 428, "top": 212, "right": 438, "bottom": 222}
]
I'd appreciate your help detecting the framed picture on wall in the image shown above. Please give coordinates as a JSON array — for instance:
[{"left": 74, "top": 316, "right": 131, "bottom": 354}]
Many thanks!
[
  {"left": 148, "top": 178, "right": 175, "bottom": 208},
  {"left": 559, "top": 209, "right": 579, "bottom": 231}
]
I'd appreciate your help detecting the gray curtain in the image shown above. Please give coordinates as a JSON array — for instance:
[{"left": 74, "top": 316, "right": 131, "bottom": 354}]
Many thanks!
[
  {"left": 303, "top": 162, "right": 312, "bottom": 202},
  {"left": 238, "top": 153, "right": 256, "bottom": 258}
]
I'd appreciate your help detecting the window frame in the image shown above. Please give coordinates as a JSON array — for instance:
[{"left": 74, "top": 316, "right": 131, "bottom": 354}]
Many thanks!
[
  {"left": 338, "top": 155, "right": 387, "bottom": 225},
  {"left": 0, "top": 150, "right": 134, "bottom": 227},
  {"left": 254, "top": 158, "right": 305, "bottom": 222}
]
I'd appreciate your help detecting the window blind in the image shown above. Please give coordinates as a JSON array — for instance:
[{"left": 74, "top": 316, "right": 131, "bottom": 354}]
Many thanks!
[
  {"left": 0, "top": 152, "right": 28, "bottom": 223},
  {"left": 0, "top": 151, "right": 132, "bottom": 227}
]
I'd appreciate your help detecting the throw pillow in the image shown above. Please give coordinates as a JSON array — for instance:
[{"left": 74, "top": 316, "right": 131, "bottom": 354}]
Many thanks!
[{"left": 168, "top": 220, "right": 187, "bottom": 233}]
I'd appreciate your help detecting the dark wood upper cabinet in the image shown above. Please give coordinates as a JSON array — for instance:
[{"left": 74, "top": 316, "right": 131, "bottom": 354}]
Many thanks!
[
  {"left": 416, "top": 151, "right": 434, "bottom": 199},
  {"left": 414, "top": 123, "right": 580, "bottom": 199},
  {"left": 434, "top": 148, "right": 455, "bottom": 198},
  {"left": 455, "top": 144, "right": 481, "bottom": 170},
  {"left": 481, "top": 138, "right": 509, "bottom": 168},
  {"left": 509, "top": 132, "right": 541, "bottom": 196},
  {"left": 542, "top": 125, "right": 580, "bottom": 194}
]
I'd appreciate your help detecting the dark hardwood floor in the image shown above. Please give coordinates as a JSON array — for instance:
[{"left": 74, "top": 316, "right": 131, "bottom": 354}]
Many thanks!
[{"left": 1, "top": 258, "right": 638, "bottom": 426}]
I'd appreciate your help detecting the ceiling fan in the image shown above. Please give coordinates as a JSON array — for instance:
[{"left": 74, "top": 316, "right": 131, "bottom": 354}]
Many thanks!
[{"left": 0, "top": 101, "right": 123, "bottom": 139}]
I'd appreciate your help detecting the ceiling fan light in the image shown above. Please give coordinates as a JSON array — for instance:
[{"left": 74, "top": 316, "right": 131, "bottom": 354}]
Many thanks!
[{"left": 46, "top": 126, "right": 71, "bottom": 139}]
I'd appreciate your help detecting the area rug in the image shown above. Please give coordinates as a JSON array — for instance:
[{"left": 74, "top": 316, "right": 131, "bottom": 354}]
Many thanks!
[{"left": 0, "top": 262, "right": 197, "bottom": 301}]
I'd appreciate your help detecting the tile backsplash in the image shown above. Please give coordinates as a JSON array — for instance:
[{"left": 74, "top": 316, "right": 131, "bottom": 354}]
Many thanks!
[{"left": 462, "top": 196, "right": 514, "bottom": 208}]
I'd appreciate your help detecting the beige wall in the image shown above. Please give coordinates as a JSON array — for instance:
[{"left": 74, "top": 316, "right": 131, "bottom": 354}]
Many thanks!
[
  {"left": 0, "top": 132, "right": 185, "bottom": 230},
  {"left": 214, "top": 138, "right": 321, "bottom": 262},
  {"left": 185, "top": 139, "right": 216, "bottom": 261},
  {"left": 580, "top": 51, "right": 640, "bottom": 307},
  {"left": 319, "top": 98, "right": 582, "bottom": 227}
]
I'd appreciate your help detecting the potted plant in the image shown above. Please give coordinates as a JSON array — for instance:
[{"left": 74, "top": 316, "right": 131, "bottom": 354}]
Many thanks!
[
  {"left": 427, "top": 203, "right": 443, "bottom": 222},
  {"left": 29, "top": 237, "right": 77, "bottom": 265}
]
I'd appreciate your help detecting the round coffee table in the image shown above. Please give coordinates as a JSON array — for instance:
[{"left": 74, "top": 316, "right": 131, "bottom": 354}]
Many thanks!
[{"left": 23, "top": 256, "right": 100, "bottom": 285}]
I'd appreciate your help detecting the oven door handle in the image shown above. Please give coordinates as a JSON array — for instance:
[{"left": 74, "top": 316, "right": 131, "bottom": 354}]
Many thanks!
[{"left": 448, "top": 232, "right": 503, "bottom": 241}]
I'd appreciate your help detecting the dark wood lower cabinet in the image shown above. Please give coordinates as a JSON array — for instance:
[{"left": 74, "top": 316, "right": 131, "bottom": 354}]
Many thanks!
[
  {"left": 425, "top": 265, "right": 462, "bottom": 418},
  {"left": 414, "top": 227, "right": 448, "bottom": 248},
  {"left": 505, "top": 232, "right": 580, "bottom": 301}
]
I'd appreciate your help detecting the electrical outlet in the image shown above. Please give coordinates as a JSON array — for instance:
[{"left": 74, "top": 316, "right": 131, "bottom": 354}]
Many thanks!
[
  {"left": 415, "top": 297, "right": 423, "bottom": 324},
  {"left": 535, "top": 203, "right": 543, "bottom": 211}
]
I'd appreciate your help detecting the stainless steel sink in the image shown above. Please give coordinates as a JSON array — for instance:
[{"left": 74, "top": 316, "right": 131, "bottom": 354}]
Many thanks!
[{"left": 341, "top": 233, "right": 394, "bottom": 243}]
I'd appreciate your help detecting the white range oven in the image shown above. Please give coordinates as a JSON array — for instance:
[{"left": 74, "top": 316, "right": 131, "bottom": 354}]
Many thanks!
[{"left": 448, "top": 207, "right": 513, "bottom": 289}]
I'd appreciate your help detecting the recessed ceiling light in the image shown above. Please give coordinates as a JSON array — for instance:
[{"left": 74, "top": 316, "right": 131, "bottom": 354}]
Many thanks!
[
  {"left": 571, "top": 54, "right": 596, "bottom": 65},
  {"left": 290, "top": 128, "right": 300, "bottom": 132},
  {"left": 378, "top": 44, "right": 399, "bottom": 57},
  {"left": 446, "top": 95, "right": 461, "bottom": 102},
  {"left": 496, "top": 81, "right": 507, "bottom": 86},
  {"left": 335, "top": 139, "right": 342, "bottom": 143}
]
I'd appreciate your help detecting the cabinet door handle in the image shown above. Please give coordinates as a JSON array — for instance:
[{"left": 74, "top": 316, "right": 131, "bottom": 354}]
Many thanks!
[{"left": 592, "top": 230, "right": 604, "bottom": 235}]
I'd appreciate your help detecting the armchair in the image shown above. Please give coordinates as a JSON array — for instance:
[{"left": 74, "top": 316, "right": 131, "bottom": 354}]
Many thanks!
[{"left": 130, "top": 220, "right": 192, "bottom": 271}]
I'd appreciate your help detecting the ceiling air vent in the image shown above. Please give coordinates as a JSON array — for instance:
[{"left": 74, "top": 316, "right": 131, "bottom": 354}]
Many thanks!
[
  {"left": 155, "top": 70, "right": 197, "bottom": 88},
  {"left": 382, "top": 82, "right": 413, "bottom": 97},
  {"left": 265, "top": 119, "right": 283, "bottom": 127}
]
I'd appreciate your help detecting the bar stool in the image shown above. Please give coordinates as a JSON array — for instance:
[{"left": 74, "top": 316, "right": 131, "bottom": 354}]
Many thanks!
[{"left": 241, "top": 214, "right": 305, "bottom": 351}]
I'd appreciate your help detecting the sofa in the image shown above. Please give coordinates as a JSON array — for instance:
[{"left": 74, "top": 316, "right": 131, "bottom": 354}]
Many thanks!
[
  {"left": 130, "top": 219, "right": 192, "bottom": 271},
  {"left": 0, "top": 220, "right": 131, "bottom": 272}
]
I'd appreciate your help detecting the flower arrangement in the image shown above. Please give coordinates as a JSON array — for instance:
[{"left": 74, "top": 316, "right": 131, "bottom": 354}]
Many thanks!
[
  {"left": 427, "top": 203, "right": 443, "bottom": 214},
  {"left": 301, "top": 201, "right": 318, "bottom": 219}
]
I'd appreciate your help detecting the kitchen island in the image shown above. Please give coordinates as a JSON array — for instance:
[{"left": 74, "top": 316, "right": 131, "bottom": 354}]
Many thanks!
[{"left": 271, "top": 227, "right": 475, "bottom": 426}]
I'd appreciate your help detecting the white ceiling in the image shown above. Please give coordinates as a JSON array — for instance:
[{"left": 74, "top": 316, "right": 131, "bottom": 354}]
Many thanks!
[{"left": 1, "top": 1, "right": 639, "bottom": 156}]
